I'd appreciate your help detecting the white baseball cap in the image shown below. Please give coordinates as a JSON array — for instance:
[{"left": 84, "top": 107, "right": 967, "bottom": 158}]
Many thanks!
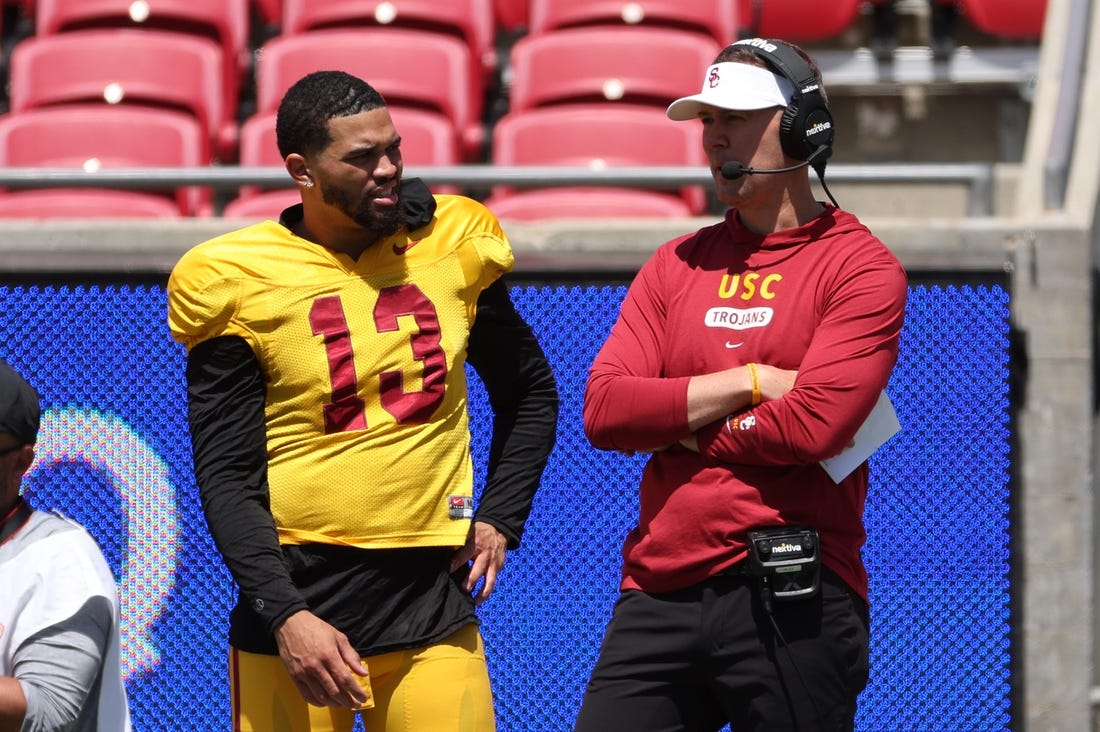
[{"left": 666, "top": 62, "right": 795, "bottom": 120}]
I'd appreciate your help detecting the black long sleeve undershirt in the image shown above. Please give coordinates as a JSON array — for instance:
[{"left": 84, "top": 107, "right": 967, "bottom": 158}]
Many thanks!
[
  {"left": 185, "top": 336, "right": 308, "bottom": 633},
  {"left": 184, "top": 279, "right": 559, "bottom": 636},
  {"left": 466, "top": 279, "right": 559, "bottom": 547}
]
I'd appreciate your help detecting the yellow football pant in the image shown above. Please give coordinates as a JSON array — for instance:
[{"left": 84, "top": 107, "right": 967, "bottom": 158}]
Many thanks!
[{"left": 229, "top": 624, "right": 495, "bottom": 732}]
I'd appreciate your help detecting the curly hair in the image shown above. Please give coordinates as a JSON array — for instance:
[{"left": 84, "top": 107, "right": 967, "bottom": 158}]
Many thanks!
[{"left": 275, "top": 70, "right": 388, "bottom": 159}]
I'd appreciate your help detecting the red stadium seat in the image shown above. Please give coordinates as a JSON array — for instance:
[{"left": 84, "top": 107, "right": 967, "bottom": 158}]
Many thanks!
[
  {"left": 34, "top": 0, "right": 251, "bottom": 101},
  {"left": 7, "top": 29, "right": 237, "bottom": 162},
  {"left": 0, "top": 189, "right": 184, "bottom": 219},
  {"left": 253, "top": 0, "right": 280, "bottom": 26},
  {"left": 959, "top": 0, "right": 1047, "bottom": 38},
  {"left": 488, "top": 103, "right": 708, "bottom": 215},
  {"left": 493, "top": 0, "right": 528, "bottom": 32},
  {"left": 483, "top": 187, "right": 695, "bottom": 220},
  {"left": 507, "top": 26, "right": 722, "bottom": 112},
  {"left": 253, "top": 28, "right": 485, "bottom": 160},
  {"left": 0, "top": 105, "right": 213, "bottom": 216},
  {"left": 527, "top": 0, "right": 738, "bottom": 46},
  {"left": 280, "top": 0, "right": 498, "bottom": 79},
  {"left": 236, "top": 112, "right": 281, "bottom": 166},
  {"left": 222, "top": 188, "right": 299, "bottom": 219},
  {"left": 230, "top": 111, "right": 292, "bottom": 208},
  {"left": 232, "top": 111, "right": 283, "bottom": 204},
  {"left": 736, "top": 0, "right": 863, "bottom": 41}
]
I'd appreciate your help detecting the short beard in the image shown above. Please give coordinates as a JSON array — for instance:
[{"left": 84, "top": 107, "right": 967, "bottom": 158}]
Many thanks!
[{"left": 323, "top": 183, "right": 406, "bottom": 237}]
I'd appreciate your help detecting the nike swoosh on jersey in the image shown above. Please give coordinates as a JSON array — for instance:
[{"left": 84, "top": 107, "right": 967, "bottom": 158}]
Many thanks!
[
  {"left": 725, "top": 341, "right": 744, "bottom": 349},
  {"left": 393, "top": 239, "right": 421, "bottom": 255}
]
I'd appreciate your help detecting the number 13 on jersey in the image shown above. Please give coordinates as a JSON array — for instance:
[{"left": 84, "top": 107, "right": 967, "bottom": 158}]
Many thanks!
[{"left": 309, "top": 283, "right": 449, "bottom": 434}]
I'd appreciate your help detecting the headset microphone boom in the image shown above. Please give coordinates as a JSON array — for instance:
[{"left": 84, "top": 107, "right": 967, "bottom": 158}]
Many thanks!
[{"left": 720, "top": 144, "right": 831, "bottom": 180}]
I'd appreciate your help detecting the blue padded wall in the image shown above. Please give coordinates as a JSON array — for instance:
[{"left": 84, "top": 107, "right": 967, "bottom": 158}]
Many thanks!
[{"left": 0, "top": 280, "right": 1011, "bottom": 731}]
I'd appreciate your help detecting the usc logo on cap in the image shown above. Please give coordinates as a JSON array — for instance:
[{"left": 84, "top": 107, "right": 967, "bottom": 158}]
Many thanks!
[{"left": 707, "top": 67, "right": 721, "bottom": 88}]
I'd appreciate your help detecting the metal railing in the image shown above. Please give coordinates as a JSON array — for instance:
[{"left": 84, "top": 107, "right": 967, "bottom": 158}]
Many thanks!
[{"left": 0, "top": 162, "right": 997, "bottom": 217}]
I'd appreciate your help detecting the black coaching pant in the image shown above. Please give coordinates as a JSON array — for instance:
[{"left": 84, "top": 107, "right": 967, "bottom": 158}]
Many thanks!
[{"left": 573, "top": 568, "right": 870, "bottom": 732}]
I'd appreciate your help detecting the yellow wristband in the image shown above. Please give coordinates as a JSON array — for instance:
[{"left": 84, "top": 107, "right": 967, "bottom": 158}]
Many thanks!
[{"left": 747, "top": 362, "right": 761, "bottom": 407}]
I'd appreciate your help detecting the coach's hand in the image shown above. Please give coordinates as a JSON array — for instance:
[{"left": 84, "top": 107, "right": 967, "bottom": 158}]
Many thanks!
[
  {"left": 274, "top": 610, "right": 369, "bottom": 708},
  {"left": 450, "top": 521, "right": 507, "bottom": 605}
]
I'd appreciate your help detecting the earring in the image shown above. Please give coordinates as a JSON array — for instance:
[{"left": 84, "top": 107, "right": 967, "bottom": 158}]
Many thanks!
[{"left": 303, "top": 180, "right": 314, "bottom": 188}]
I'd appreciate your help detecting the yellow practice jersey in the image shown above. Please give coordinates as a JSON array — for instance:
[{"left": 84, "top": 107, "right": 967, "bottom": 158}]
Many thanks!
[{"left": 167, "top": 195, "right": 514, "bottom": 549}]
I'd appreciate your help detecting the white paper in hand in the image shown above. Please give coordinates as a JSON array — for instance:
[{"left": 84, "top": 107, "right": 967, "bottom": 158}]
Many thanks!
[{"left": 819, "top": 391, "right": 901, "bottom": 483}]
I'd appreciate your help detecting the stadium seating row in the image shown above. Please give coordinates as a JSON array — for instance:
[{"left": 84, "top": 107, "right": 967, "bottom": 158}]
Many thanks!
[
  {"left": 0, "top": 100, "right": 707, "bottom": 219},
  {"left": 10, "top": 0, "right": 1049, "bottom": 57},
  {"left": 0, "top": 0, "right": 1048, "bottom": 219}
]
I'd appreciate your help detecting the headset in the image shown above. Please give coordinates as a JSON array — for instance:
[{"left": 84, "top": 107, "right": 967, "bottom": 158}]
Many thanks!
[
  {"left": 732, "top": 37, "right": 835, "bottom": 162},
  {"left": 719, "top": 38, "right": 840, "bottom": 207}
]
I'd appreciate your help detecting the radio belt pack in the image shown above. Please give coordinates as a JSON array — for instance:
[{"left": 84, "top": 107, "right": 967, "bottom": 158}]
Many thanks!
[{"left": 745, "top": 525, "right": 821, "bottom": 603}]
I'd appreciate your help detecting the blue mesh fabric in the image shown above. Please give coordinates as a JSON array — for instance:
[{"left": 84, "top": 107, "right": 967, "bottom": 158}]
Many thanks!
[{"left": 0, "top": 280, "right": 1011, "bottom": 731}]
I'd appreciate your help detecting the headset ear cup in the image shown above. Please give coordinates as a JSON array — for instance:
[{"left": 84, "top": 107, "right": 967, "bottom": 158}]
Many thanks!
[
  {"left": 779, "top": 100, "right": 808, "bottom": 160},
  {"left": 734, "top": 38, "right": 836, "bottom": 161},
  {"left": 802, "top": 103, "right": 835, "bottom": 160},
  {"left": 781, "top": 95, "right": 834, "bottom": 161}
]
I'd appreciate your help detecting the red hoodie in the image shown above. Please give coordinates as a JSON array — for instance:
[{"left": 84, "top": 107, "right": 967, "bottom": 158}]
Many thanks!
[{"left": 583, "top": 205, "right": 907, "bottom": 600}]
